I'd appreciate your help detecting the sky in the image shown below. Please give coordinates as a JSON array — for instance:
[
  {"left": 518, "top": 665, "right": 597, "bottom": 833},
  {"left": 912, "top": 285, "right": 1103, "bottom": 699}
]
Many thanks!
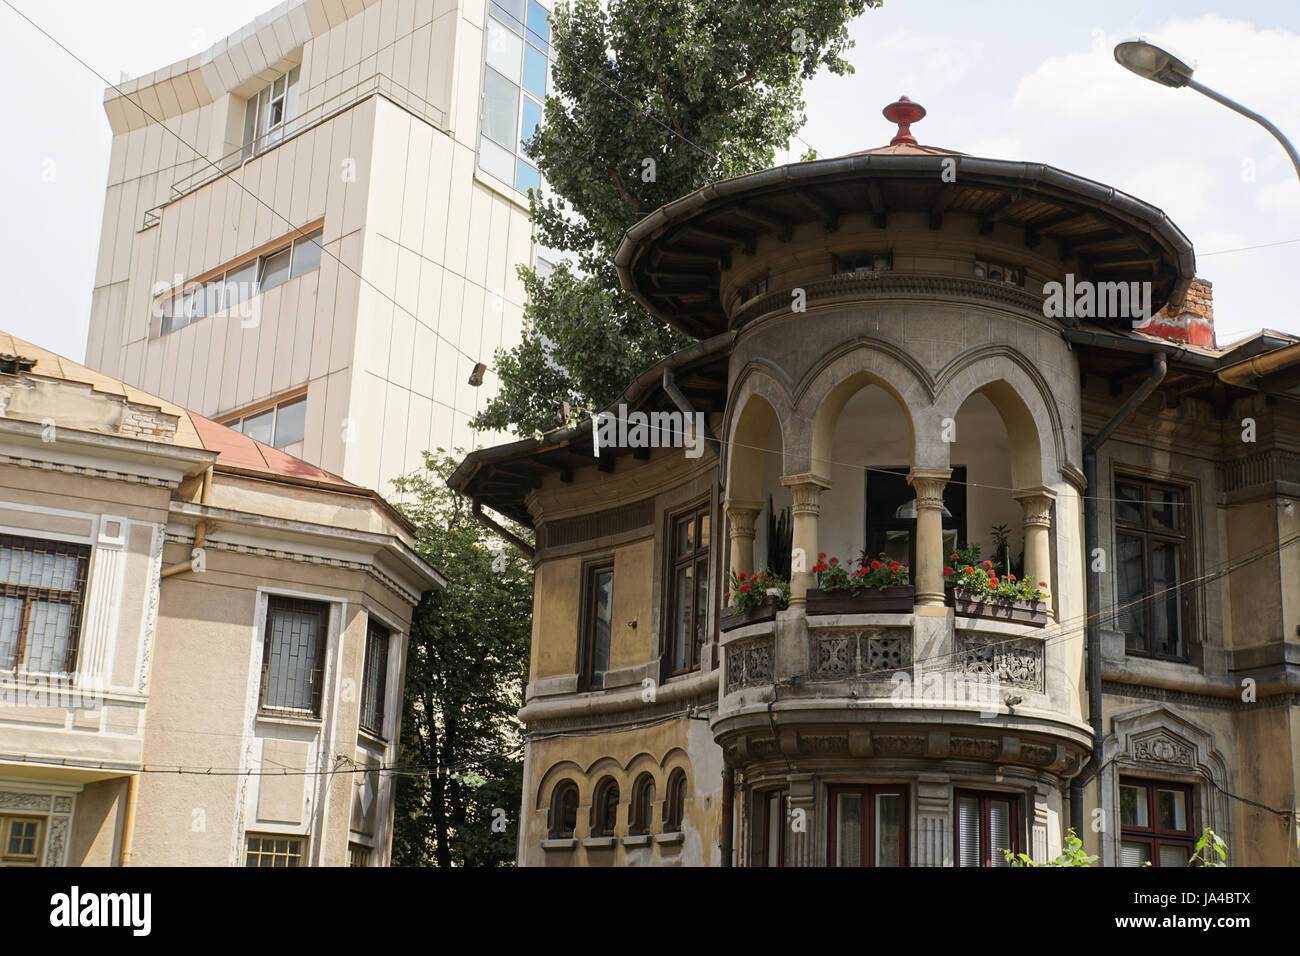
[{"left": 1, "top": 0, "right": 1298, "bottom": 362}]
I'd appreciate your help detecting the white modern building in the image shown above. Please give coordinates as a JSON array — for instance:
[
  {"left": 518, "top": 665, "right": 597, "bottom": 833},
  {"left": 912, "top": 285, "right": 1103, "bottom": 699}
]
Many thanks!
[{"left": 84, "top": 0, "right": 554, "bottom": 495}]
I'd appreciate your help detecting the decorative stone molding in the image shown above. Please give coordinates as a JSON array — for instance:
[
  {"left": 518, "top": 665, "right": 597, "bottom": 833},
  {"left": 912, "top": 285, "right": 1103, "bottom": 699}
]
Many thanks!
[
  {"left": 0, "top": 454, "right": 177, "bottom": 488},
  {"left": 138, "top": 524, "right": 165, "bottom": 693},
  {"left": 1013, "top": 488, "right": 1054, "bottom": 528},
  {"left": 0, "top": 792, "right": 51, "bottom": 811},
  {"left": 1099, "top": 705, "right": 1231, "bottom": 868},
  {"left": 811, "top": 627, "right": 911, "bottom": 680},
  {"left": 733, "top": 272, "right": 1047, "bottom": 327},
  {"left": 957, "top": 631, "right": 1044, "bottom": 692},
  {"left": 779, "top": 474, "right": 833, "bottom": 514},
  {"left": 725, "top": 638, "right": 774, "bottom": 693}
]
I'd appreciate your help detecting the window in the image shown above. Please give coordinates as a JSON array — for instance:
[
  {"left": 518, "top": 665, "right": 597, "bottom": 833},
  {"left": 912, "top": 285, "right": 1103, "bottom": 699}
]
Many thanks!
[
  {"left": 665, "top": 502, "right": 710, "bottom": 676},
  {"left": 224, "top": 395, "right": 308, "bottom": 450},
  {"left": 592, "top": 778, "right": 619, "bottom": 837},
  {"left": 865, "top": 467, "right": 966, "bottom": 572},
  {"left": 1119, "top": 778, "right": 1196, "bottom": 866},
  {"left": 360, "top": 620, "right": 389, "bottom": 737},
  {"left": 479, "top": 0, "right": 552, "bottom": 193},
  {"left": 154, "top": 229, "right": 323, "bottom": 336},
  {"left": 630, "top": 774, "right": 655, "bottom": 835},
  {"left": 828, "top": 786, "right": 906, "bottom": 867},
  {"left": 973, "top": 258, "right": 1023, "bottom": 286},
  {"left": 259, "top": 597, "right": 329, "bottom": 717},
  {"left": 0, "top": 533, "right": 91, "bottom": 675},
  {"left": 241, "top": 66, "right": 301, "bottom": 159},
  {"left": 833, "top": 251, "right": 892, "bottom": 274},
  {"left": 762, "top": 790, "right": 788, "bottom": 867},
  {"left": 0, "top": 815, "right": 44, "bottom": 866},
  {"left": 549, "top": 781, "right": 579, "bottom": 839},
  {"left": 579, "top": 562, "right": 614, "bottom": 690},
  {"left": 664, "top": 770, "right": 687, "bottom": 832},
  {"left": 1114, "top": 477, "right": 1192, "bottom": 659},
  {"left": 348, "top": 842, "right": 370, "bottom": 867},
  {"left": 245, "top": 833, "right": 305, "bottom": 867},
  {"left": 955, "top": 789, "right": 1018, "bottom": 867}
]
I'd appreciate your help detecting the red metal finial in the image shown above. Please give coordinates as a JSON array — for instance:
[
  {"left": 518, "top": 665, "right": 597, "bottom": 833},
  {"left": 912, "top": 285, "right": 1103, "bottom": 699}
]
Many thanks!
[{"left": 883, "top": 95, "right": 926, "bottom": 146}]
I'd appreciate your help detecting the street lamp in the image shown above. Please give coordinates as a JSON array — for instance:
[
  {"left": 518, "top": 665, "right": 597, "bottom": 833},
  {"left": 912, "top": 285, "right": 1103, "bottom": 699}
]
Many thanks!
[{"left": 1114, "top": 37, "right": 1300, "bottom": 187}]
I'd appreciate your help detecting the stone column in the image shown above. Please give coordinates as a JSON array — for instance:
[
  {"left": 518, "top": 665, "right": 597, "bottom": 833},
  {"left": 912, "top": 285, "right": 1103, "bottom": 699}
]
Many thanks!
[
  {"left": 1014, "top": 487, "right": 1055, "bottom": 620},
  {"left": 784, "top": 773, "right": 818, "bottom": 866},
  {"left": 907, "top": 467, "right": 952, "bottom": 608},
  {"left": 724, "top": 498, "right": 764, "bottom": 582},
  {"left": 779, "top": 474, "right": 832, "bottom": 608}
]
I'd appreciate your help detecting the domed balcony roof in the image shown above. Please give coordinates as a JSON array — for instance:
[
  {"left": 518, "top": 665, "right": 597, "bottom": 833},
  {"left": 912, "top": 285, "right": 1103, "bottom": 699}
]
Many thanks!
[{"left": 613, "top": 96, "right": 1196, "bottom": 339}]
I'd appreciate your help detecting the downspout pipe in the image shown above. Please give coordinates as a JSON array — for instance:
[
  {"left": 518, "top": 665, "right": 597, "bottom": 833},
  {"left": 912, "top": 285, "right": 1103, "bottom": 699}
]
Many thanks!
[
  {"left": 720, "top": 763, "right": 735, "bottom": 867},
  {"left": 1071, "top": 351, "right": 1167, "bottom": 837},
  {"left": 663, "top": 369, "right": 721, "bottom": 458},
  {"left": 160, "top": 465, "right": 212, "bottom": 579},
  {"left": 472, "top": 501, "right": 535, "bottom": 560},
  {"left": 118, "top": 773, "right": 139, "bottom": 866}
]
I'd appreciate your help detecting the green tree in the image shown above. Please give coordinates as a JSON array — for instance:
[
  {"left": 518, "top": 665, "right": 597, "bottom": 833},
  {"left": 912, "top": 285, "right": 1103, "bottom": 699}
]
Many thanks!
[
  {"left": 390, "top": 451, "right": 533, "bottom": 866},
  {"left": 472, "top": 0, "right": 880, "bottom": 436}
]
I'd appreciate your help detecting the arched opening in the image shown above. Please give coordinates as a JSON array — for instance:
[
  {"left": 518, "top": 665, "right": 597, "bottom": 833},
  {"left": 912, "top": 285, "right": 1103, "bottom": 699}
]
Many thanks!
[
  {"left": 549, "top": 780, "right": 580, "bottom": 839},
  {"left": 726, "top": 393, "right": 789, "bottom": 583},
  {"left": 591, "top": 777, "right": 620, "bottom": 837},
  {"left": 630, "top": 773, "right": 656, "bottom": 835},
  {"left": 664, "top": 769, "right": 688, "bottom": 833}
]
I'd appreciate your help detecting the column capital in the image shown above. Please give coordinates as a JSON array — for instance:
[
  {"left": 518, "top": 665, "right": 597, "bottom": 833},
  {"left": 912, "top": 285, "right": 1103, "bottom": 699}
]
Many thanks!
[
  {"left": 723, "top": 497, "right": 765, "bottom": 517},
  {"left": 907, "top": 466, "right": 951, "bottom": 508},
  {"left": 1013, "top": 486, "right": 1055, "bottom": 527},
  {"left": 780, "top": 474, "right": 832, "bottom": 513}
]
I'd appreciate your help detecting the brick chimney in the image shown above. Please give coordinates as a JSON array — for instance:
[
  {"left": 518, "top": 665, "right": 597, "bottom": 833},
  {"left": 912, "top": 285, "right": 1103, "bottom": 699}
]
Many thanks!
[{"left": 1133, "top": 277, "right": 1215, "bottom": 348}]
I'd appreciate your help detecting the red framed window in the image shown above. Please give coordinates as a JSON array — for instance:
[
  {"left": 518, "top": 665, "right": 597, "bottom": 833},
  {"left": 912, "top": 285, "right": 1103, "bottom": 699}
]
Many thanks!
[
  {"left": 1119, "top": 778, "right": 1196, "bottom": 866},
  {"left": 955, "top": 789, "right": 1019, "bottom": 866},
  {"left": 827, "top": 786, "right": 907, "bottom": 867}
]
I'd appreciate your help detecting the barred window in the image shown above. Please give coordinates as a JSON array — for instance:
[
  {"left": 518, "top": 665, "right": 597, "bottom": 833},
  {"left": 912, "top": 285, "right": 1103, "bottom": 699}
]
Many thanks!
[
  {"left": 348, "top": 842, "right": 370, "bottom": 867},
  {"left": 0, "top": 534, "right": 91, "bottom": 675},
  {"left": 360, "top": 620, "right": 390, "bottom": 737},
  {"left": 259, "top": 597, "right": 329, "bottom": 717},
  {"left": 245, "top": 833, "right": 304, "bottom": 867}
]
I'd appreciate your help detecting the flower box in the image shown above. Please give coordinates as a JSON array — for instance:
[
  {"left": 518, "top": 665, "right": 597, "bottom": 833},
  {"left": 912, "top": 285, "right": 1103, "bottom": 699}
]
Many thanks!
[
  {"left": 720, "top": 596, "right": 780, "bottom": 632},
  {"left": 953, "top": 588, "right": 1047, "bottom": 627},
  {"left": 806, "top": 586, "right": 914, "bottom": 615}
]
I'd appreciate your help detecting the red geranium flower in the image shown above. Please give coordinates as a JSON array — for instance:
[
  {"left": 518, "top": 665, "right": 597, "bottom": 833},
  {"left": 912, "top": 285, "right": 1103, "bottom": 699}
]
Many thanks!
[
  {"left": 890, "top": 562, "right": 900, "bottom": 572},
  {"left": 1009, "top": 574, "right": 1016, "bottom": 581},
  {"left": 1039, "top": 581, "right": 1047, "bottom": 587},
  {"left": 989, "top": 578, "right": 1000, "bottom": 587},
  {"left": 739, "top": 583, "right": 750, "bottom": 592},
  {"left": 944, "top": 567, "right": 954, "bottom": 575},
  {"left": 983, "top": 561, "right": 992, "bottom": 569},
  {"left": 871, "top": 560, "right": 882, "bottom": 569},
  {"left": 739, "top": 572, "right": 747, "bottom": 581},
  {"left": 830, "top": 557, "right": 838, "bottom": 564},
  {"left": 950, "top": 553, "right": 959, "bottom": 561},
  {"left": 818, "top": 552, "right": 826, "bottom": 559},
  {"left": 964, "top": 566, "right": 974, "bottom": 574}
]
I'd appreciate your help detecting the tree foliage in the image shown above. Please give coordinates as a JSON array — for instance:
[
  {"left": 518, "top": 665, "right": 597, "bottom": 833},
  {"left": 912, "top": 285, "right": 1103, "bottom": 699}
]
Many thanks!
[
  {"left": 390, "top": 451, "right": 533, "bottom": 866},
  {"left": 472, "top": 0, "right": 879, "bottom": 436}
]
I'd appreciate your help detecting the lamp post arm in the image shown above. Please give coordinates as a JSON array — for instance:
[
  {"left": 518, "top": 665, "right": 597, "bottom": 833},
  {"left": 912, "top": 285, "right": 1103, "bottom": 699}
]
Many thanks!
[{"left": 1187, "top": 77, "right": 1300, "bottom": 187}]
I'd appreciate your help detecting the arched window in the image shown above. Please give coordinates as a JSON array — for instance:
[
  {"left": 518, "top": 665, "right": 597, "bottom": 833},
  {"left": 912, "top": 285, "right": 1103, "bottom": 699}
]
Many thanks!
[
  {"left": 592, "top": 778, "right": 620, "bottom": 837},
  {"left": 550, "top": 781, "right": 580, "bottom": 839},
  {"left": 665, "top": 770, "right": 688, "bottom": 832},
  {"left": 630, "top": 774, "right": 656, "bottom": 835}
]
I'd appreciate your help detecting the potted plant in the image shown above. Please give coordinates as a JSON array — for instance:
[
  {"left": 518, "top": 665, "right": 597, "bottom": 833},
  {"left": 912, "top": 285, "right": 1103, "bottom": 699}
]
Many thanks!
[
  {"left": 948, "top": 559, "right": 1048, "bottom": 626},
  {"left": 806, "top": 552, "right": 914, "bottom": 614},
  {"left": 721, "top": 568, "right": 789, "bottom": 631}
]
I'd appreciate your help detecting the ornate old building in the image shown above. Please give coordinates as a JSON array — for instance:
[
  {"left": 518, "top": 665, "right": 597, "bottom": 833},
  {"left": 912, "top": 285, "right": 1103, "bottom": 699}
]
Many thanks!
[{"left": 451, "top": 99, "right": 1300, "bottom": 866}]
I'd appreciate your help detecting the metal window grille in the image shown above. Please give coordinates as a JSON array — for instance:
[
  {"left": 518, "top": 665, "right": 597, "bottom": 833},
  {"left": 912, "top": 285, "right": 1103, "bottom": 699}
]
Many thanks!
[
  {"left": 245, "top": 833, "right": 304, "bottom": 867},
  {"left": 0, "top": 533, "right": 91, "bottom": 675},
  {"left": 359, "top": 621, "right": 389, "bottom": 736},
  {"left": 348, "top": 842, "right": 370, "bottom": 867},
  {"left": 259, "top": 597, "right": 329, "bottom": 716}
]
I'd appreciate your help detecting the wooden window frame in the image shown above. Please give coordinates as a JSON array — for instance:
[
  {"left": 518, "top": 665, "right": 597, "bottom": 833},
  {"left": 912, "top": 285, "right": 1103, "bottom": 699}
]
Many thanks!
[
  {"left": 954, "top": 788, "right": 1020, "bottom": 867},
  {"left": 664, "top": 770, "right": 688, "bottom": 833},
  {"left": 591, "top": 777, "right": 620, "bottom": 837},
  {"left": 630, "top": 774, "right": 656, "bottom": 835},
  {"left": 0, "top": 814, "right": 45, "bottom": 866},
  {"left": 663, "top": 500, "right": 711, "bottom": 678},
  {"left": 1119, "top": 777, "right": 1197, "bottom": 866},
  {"left": 359, "top": 619, "right": 390, "bottom": 738},
  {"left": 549, "top": 781, "right": 580, "bottom": 839},
  {"left": 258, "top": 596, "right": 330, "bottom": 718},
  {"left": 760, "top": 789, "right": 788, "bottom": 868},
  {"left": 0, "top": 533, "right": 92, "bottom": 675},
  {"left": 1113, "top": 475, "right": 1194, "bottom": 661},
  {"left": 244, "top": 832, "right": 305, "bottom": 867},
  {"left": 577, "top": 559, "right": 615, "bottom": 691},
  {"left": 827, "top": 785, "right": 909, "bottom": 867}
]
